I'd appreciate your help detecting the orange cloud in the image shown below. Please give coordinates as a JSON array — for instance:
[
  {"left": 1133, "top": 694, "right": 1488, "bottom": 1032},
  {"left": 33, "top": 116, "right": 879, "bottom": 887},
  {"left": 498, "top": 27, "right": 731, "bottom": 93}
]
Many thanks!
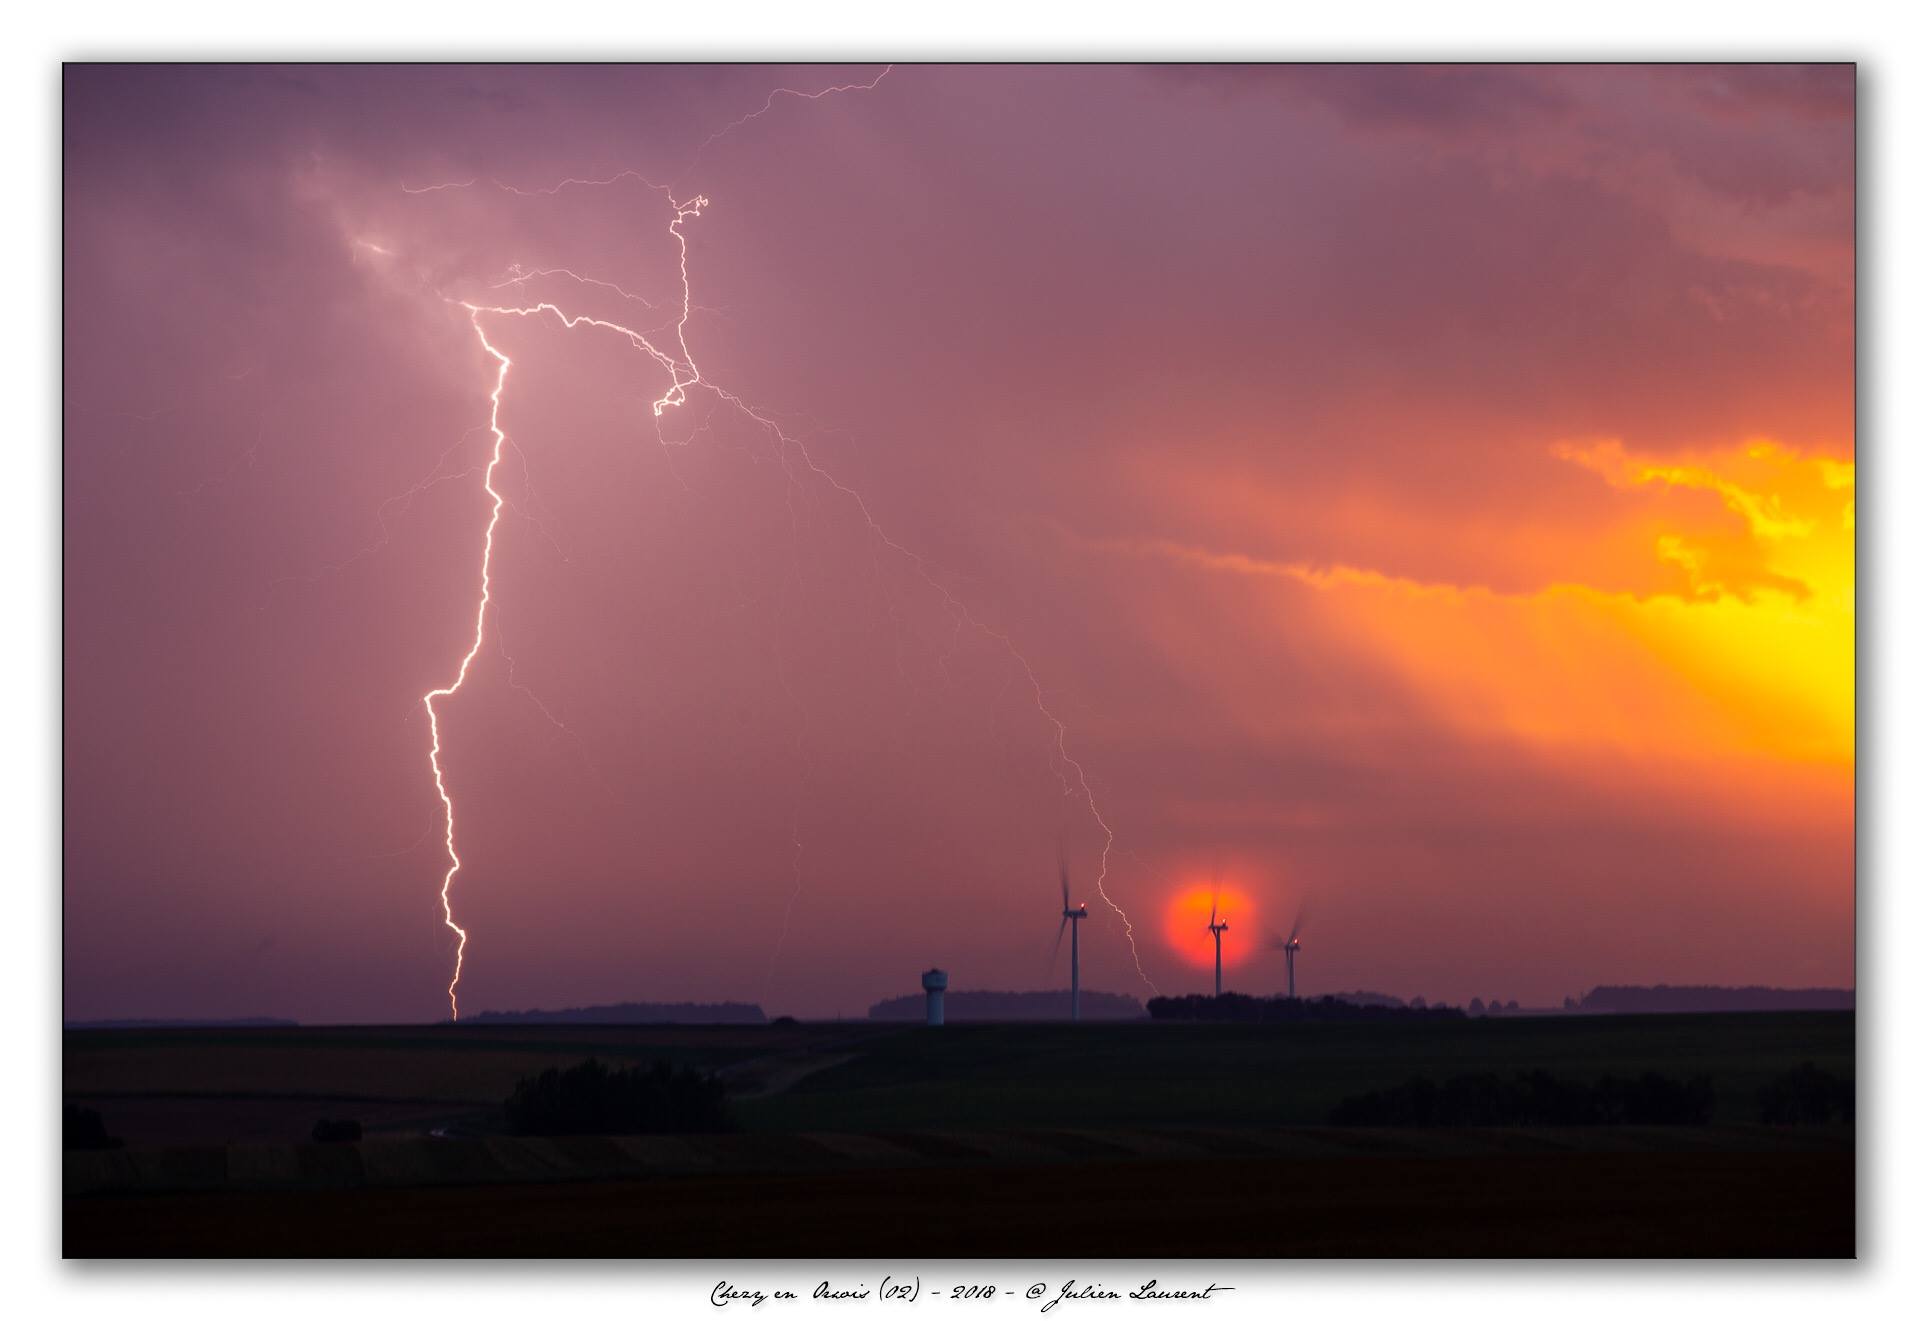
[
  {"left": 1086, "top": 436, "right": 1853, "bottom": 775},
  {"left": 1551, "top": 437, "right": 1852, "bottom": 607}
]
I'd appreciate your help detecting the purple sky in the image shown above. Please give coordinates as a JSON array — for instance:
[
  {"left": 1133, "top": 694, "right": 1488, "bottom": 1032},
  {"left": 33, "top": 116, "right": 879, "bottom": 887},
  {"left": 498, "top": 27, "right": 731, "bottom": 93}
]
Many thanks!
[{"left": 64, "top": 65, "right": 1853, "bottom": 1021}]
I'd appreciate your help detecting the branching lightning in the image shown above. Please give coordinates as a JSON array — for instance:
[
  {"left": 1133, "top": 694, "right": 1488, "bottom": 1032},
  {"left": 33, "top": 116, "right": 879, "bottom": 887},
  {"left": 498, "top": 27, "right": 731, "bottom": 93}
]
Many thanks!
[
  {"left": 412, "top": 68, "right": 1156, "bottom": 1017},
  {"left": 694, "top": 66, "right": 894, "bottom": 155}
]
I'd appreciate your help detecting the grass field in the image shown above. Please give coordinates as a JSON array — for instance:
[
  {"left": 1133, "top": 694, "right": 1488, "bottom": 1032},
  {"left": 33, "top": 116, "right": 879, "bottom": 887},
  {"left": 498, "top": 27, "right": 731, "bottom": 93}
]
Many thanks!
[
  {"left": 743, "top": 1012, "right": 1855, "bottom": 1131},
  {"left": 66, "top": 1011, "right": 1854, "bottom": 1138},
  {"left": 63, "top": 1012, "right": 1855, "bottom": 1256}
]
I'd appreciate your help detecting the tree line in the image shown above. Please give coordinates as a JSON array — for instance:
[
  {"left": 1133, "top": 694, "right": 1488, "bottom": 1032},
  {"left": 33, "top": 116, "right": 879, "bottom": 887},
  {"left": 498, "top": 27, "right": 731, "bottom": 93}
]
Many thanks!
[{"left": 1147, "top": 992, "right": 1466, "bottom": 1022}]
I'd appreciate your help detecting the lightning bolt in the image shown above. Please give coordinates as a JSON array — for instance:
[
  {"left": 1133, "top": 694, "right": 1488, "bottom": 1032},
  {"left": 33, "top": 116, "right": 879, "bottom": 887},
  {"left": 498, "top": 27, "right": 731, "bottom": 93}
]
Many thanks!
[
  {"left": 694, "top": 65, "right": 894, "bottom": 155},
  {"left": 421, "top": 309, "right": 511, "bottom": 1020},
  {"left": 412, "top": 72, "right": 1156, "bottom": 1016},
  {"left": 399, "top": 66, "right": 893, "bottom": 202}
]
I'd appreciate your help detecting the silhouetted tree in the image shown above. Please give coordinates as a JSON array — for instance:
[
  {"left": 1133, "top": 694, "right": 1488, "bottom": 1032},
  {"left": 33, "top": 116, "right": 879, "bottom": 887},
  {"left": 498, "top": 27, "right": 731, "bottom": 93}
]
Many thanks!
[
  {"left": 1590, "top": 1072, "right": 1715, "bottom": 1124},
  {"left": 1468, "top": 997, "right": 1486, "bottom": 1016},
  {"left": 1145, "top": 993, "right": 1463, "bottom": 1023},
  {"left": 1440, "top": 1072, "right": 1517, "bottom": 1123},
  {"left": 1329, "top": 1077, "right": 1440, "bottom": 1126},
  {"left": 1510, "top": 1068, "right": 1599, "bottom": 1124},
  {"left": 1758, "top": 1063, "right": 1853, "bottom": 1125},
  {"left": 504, "top": 1057, "right": 730, "bottom": 1136},
  {"left": 64, "top": 1104, "right": 123, "bottom": 1151}
]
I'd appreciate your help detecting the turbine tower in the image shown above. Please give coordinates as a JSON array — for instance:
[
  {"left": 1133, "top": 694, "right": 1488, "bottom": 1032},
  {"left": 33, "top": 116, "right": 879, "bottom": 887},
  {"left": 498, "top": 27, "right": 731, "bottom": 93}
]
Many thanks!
[
  {"left": 1269, "top": 906, "right": 1307, "bottom": 999},
  {"left": 1052, "top": 846, "right": 1089, "bottom": 1022},
  {"left": 1207, "top": 893, "right": 1229, "bottom": 997}
]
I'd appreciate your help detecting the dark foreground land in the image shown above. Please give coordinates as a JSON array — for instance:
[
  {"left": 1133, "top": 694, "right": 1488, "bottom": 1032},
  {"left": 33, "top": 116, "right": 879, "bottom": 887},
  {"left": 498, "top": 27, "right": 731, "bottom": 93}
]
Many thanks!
[{"left": 65, "top": 1012, "right": 1854, "bottom": 1257}]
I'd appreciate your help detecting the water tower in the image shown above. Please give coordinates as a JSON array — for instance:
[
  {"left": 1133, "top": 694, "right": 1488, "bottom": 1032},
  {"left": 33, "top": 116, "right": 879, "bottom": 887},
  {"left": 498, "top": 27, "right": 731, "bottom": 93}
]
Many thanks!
[{"left": 921, "top": 968, "right": 948, "bottom": 1026}]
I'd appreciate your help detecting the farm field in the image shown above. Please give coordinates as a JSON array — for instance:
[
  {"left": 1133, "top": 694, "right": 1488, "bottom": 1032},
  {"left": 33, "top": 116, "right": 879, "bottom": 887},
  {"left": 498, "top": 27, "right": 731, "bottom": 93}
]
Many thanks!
[
  {"left": 67, "top": 1147, "right": 1852, "bottom": 1257},
  {"left": 64, "top": 1012, "right": 1855, "bottom": 1256}
]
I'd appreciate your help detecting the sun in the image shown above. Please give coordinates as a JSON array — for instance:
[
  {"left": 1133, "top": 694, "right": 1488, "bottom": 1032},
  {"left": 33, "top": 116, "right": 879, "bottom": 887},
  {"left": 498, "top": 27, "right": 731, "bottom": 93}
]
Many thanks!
[{"left": 1163, "top": 880, "right": 1260, "bottom": 972}]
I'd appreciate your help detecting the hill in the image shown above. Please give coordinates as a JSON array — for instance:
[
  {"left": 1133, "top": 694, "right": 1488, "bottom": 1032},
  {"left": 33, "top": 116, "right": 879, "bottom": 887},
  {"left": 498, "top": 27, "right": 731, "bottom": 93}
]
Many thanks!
[
  {"left": 458, "top": 1001, "right": 766, "bottom": 1025},
  {"left": 867, "top": 989, "right": 1145, "bottom": 1021},
  {"left": 64, "top": 1017, "right": 298, "bottom": 1030},
  {"left": 1574, "top": 985, "right": 1854, "bottom": 1014}
]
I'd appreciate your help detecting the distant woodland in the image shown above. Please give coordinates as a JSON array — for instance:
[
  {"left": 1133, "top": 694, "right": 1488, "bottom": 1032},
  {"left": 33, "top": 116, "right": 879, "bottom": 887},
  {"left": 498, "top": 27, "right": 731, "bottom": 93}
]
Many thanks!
[
  {"left": 459, "top": 1001, "right": 767, "bottom": 1025},
  {"left": 867, "top": 989, "right": 1147, "bottom": 1021}
]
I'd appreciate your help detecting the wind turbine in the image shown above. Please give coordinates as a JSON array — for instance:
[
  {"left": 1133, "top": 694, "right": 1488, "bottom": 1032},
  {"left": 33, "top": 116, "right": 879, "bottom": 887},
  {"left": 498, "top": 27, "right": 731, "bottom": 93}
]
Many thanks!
[
  {"left": 1051, "top": 845, "right": 1089, "bottom": 1022},
  {"left": 1269, "top": 906, "right": 1307, "bottom": 998},
  {"left": 1207, "top": 888, "right": 1230, "bottom": 997}
]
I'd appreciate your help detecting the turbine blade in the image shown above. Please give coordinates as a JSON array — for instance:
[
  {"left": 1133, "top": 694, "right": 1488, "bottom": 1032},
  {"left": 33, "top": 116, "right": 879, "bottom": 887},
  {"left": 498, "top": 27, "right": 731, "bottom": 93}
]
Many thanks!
[
  {"left": 1049, "top": 913, "right": 1069, "bottom": 970},
  {"left": 1058, "top": 838, "right": 1070, "bottom": 908}
]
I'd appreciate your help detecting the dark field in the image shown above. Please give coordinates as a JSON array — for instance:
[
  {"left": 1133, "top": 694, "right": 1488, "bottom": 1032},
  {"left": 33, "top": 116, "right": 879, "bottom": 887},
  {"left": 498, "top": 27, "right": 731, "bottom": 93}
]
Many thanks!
[{"left": 64, "top": 1012, "right": 1855, "bottom": 1257}]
